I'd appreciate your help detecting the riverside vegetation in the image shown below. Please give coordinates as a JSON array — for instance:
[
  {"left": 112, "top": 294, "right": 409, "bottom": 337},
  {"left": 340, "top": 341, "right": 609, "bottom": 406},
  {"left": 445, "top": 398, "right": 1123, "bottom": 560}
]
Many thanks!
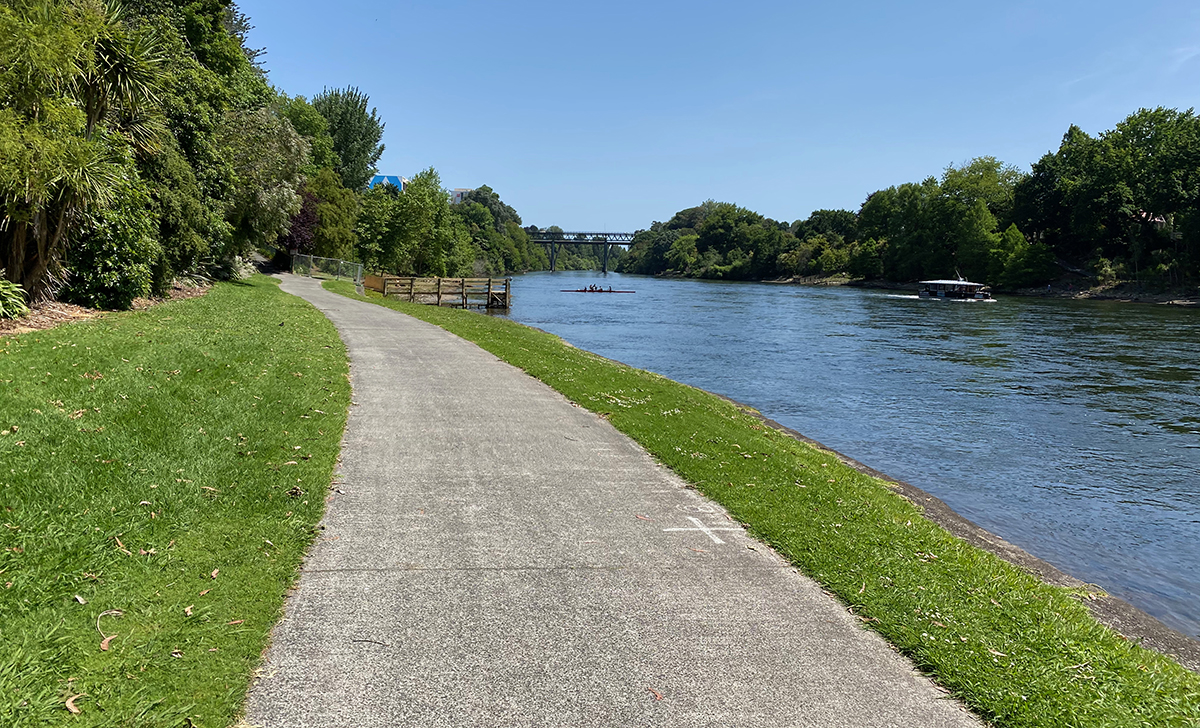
[
  {"left": 619, "top": 113, "right": 1200, "bottom": 293},
  {"left": 0, "top": 276, "right": 350, "bottom": 726},
  {"left": 326, "top": 279, "right": 1200, "bottom": 728},
  {"left": 3, "top": 1, "right": 1195, "bottom": 323},
  {"left": 0, "top": 0, "right": 608, "bottom": 325}
]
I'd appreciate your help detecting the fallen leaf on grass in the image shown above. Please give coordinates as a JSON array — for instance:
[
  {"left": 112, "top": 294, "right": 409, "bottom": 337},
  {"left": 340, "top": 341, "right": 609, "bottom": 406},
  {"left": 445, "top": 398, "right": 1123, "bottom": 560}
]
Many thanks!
[
  {"left": 987, "top": 649, "right": 1008, "bottom": 657},
  {"left": 647, "top": 687, "right": 664, "bottom": 701},
  {"left": 199, "top": 589, "right": 211, "bottom": 597},
  {"left": 100, "top": 635, "right": 116, "bottom": 651},
  {"left": 210, "top": 569, "right": 219, "bottom": 579},
  {"left": 184, "top": 605, "right": 193, "bottom": 616},
  {"left": 65, "top": 694, "right": 85, "bottom": 714},
  {"left": 227, "top": 619, "right": 244, "bottom": 626},
  {"left": 171, "top": 650, "right": 183, "bottom": 658},
  {"left": 74, "top": 594, "right": 87, "bottom": 604}
]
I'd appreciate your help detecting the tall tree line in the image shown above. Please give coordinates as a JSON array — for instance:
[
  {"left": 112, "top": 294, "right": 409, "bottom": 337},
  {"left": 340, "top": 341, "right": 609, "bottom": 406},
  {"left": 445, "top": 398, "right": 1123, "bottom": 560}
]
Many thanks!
[
  {"left": 621, "top": 108, "right": 1200, "bottom": 289},
  {"left": 0, "top": 0, "right": 578, "bottom": 317}
]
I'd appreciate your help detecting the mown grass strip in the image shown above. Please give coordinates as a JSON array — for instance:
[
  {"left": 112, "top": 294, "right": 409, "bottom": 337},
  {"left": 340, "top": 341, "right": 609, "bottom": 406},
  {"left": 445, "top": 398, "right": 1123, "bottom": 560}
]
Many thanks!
[
  {"left": 325, "top": 280, "right": 1199, "bottom": 728},
  {"left": 0, "top": 276, "right": 350, "bottom": 728}
]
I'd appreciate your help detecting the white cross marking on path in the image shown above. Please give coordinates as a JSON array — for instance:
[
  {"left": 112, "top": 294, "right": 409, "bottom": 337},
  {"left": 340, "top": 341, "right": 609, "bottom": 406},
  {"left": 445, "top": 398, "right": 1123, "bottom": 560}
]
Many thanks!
[{"left": 663, "top": 516, "right": 742, "bottom": 545}]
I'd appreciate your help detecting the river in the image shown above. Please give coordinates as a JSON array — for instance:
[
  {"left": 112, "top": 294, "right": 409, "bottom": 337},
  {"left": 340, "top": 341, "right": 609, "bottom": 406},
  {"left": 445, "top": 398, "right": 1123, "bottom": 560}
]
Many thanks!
[{"left": 502, "top": 270, "right": 1200, "bottom": 638}]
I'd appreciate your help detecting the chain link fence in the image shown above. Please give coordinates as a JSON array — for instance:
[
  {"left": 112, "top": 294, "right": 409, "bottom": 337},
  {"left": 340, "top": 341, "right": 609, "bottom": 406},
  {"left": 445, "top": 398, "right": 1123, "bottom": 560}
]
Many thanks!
[{"left": 291, "top": 255, "right": 364, "bottom": 291}]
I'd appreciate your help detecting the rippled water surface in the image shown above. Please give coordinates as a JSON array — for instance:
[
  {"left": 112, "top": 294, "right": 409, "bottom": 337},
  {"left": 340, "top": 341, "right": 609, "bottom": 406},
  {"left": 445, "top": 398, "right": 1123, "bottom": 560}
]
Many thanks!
[{"left": 504, "top": 271, "right": 1200, "bottom": 637}]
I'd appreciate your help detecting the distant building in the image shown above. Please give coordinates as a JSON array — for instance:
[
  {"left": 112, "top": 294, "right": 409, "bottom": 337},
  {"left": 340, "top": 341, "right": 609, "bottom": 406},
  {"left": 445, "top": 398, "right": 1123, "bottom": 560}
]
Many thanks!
[
  {"left": 369, "top": 175, "right": 408, "bottom": 191},
  {"left": 449, "top": 188, "right": 474, "bottom": 204}
]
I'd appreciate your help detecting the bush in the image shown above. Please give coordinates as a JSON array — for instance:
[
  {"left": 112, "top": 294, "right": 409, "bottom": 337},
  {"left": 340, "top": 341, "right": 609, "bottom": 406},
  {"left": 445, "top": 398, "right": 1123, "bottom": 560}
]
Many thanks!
[
  {"left": 0, "top": 279, "right": 30, "bottom": 319},
  {"left": 999, "top": 240, "right": 1057, "bottom": 289},
  {"left": 62, "top": 174, "right": 161, "bottom": 310}
]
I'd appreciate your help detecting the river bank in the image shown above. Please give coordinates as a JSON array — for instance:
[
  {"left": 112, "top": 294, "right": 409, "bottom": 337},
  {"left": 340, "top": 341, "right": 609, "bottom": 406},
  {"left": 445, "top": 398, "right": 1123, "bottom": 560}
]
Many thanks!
[
  {"left": 771, "top": 273, "right": 1200, "bottom": 305},
  {"left": 325, "top": 278, "right": 1200, "bottom": 727}
]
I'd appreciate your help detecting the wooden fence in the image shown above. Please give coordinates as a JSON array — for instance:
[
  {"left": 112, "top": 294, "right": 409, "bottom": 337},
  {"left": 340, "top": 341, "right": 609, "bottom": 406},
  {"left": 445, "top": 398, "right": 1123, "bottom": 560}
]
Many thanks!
[{"left": 365, "top": 276, "right": 511, "bottom": 309}]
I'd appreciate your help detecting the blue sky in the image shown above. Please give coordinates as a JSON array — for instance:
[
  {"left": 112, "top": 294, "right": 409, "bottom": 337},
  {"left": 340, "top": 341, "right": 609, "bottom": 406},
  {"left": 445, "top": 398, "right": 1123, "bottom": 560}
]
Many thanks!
[{"left": 240, "top": 0, "right": 1200, "bottom": 231}]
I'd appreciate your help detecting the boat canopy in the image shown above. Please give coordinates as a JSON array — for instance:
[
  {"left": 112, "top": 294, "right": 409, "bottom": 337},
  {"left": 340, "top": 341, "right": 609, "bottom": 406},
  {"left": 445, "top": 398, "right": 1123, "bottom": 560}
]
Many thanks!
[{"left": 919, "top": 279, "right": 986, "bottom": 287}]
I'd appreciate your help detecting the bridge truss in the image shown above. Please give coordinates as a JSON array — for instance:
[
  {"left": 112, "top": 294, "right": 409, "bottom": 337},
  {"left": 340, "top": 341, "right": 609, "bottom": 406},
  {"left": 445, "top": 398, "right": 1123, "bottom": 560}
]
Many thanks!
[{"left": 526, "top": 231, "right": 638, "bottom": 273}]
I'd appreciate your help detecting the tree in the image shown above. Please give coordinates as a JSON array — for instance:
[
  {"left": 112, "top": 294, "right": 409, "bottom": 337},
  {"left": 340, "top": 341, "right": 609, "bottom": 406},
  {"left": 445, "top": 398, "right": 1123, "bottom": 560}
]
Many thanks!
[
  {"left": 62, "top": 163, "right": 161, "bottom": 309},
  {"left": 278, "top": 190, "right": 318, "bottom": 254},
  {"left": 354, "top": 182, "right": 400, "bottom": 271},
  {"left": 219, "top": 105, "right": 307, "bottom": 256},
  {"left": 461, "top": 185, "right": 521, "bottom": 227},
  {"left": 939, "top": 156, "right": 1025, "bottom": 227},
  {"left": 306, "top": 166, "right": 358, "bottom": 259},
  {"left": 356, "top": 168, "right": 471, "bottom": 276},
  {"left": 312, "top": 86, "right": 385, "bottom": 192},
  {"left": 847, "top": 238, "right": 884, "bottom": 279},
  {"left": 0, "top": 0, "right": 166, "bottom": 296},
  {"left": 792, "top": 209, "right": 858, "bottom": 242},
  {"left": 280, "top": 94, "right": 338, "bottom": 172},
  {"left": 665, "top": 234, "right": 698, "bottom": 272}
]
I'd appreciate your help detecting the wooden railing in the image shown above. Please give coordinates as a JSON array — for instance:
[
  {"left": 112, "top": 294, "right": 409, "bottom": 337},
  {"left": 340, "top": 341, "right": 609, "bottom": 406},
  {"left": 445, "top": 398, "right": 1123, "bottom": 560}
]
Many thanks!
[{"left": 365, "top": 275, "right": 511, "bottom": 309}]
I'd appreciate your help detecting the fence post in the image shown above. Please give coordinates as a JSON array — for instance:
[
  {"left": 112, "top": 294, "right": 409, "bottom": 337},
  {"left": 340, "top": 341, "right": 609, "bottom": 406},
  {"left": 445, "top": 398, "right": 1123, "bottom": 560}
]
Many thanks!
[{"left": 436, "top": 278, "right": 442, "bottom": 306}]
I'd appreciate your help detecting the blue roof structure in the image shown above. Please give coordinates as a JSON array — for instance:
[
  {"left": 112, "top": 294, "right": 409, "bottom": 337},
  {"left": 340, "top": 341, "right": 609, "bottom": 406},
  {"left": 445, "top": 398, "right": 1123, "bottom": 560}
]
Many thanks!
[{"left": 369, "top": 175, "right": 407, "bottom": 190}]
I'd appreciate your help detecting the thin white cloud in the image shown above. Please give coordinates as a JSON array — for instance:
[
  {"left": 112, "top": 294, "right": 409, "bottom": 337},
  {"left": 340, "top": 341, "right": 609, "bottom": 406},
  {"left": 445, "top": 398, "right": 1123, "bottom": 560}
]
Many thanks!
[{"left": 1168, "top": 46, "right": 1200, "bottom": 72}]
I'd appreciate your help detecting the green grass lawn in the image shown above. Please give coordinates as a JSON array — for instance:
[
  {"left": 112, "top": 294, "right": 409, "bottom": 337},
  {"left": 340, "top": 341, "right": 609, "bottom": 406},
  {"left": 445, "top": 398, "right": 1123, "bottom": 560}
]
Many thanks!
[
  {"left": 0, "top": 276, "right": 350, "bottom": 727},
  {"left": 325, "top": 280, "right": 1200, "bottom": 728}
]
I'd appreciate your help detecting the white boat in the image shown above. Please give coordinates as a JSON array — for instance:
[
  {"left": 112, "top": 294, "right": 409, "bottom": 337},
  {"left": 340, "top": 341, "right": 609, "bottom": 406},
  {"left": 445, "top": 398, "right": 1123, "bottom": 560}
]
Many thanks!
[{"left": 918, "top": 279, "right": 993, "bottom": 300}]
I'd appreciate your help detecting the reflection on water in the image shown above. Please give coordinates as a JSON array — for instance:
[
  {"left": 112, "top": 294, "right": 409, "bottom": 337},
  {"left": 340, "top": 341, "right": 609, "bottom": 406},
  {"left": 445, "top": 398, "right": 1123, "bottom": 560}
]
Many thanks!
[{"left": 505, "top": 271, "right": 1200, "bottom": 637}]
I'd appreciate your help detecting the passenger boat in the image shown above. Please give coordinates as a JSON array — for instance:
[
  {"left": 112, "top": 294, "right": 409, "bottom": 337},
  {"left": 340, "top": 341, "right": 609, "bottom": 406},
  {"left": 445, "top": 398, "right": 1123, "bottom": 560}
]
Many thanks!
[{"left": 917, "top": 279, "right": 993, "bottom": 300}]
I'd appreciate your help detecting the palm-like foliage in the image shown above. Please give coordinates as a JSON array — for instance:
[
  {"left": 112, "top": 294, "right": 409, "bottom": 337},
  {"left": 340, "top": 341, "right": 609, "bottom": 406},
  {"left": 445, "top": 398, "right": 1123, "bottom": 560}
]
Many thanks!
[{"left": 0, "top": 0, "right": 164, "bottom": 296}]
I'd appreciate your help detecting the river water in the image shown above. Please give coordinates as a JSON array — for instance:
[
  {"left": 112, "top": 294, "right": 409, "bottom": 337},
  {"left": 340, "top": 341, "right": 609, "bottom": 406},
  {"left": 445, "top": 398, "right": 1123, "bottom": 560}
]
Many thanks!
[{"left": 503, "top": 271, "right": 1200, "bottom": 638}]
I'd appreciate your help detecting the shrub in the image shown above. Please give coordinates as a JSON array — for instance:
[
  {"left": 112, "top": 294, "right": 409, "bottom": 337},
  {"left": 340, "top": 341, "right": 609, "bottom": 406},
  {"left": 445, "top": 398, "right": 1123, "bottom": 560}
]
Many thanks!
[
  {"left": 62, "top": 173, "right": 161, "bottom": 310},
  {"left": 0, "top": 279, "right": 30, "bottom": 319}
]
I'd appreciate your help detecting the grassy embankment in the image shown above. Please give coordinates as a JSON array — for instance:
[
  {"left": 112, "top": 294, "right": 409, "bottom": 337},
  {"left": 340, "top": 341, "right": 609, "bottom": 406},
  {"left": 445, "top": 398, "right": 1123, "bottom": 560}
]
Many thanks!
[
  {"left": 0, "top": 276, "right": 350, "bottom": 727},
  {"left": 325, "top": 280, "right": 1199, "bottom": 728}
]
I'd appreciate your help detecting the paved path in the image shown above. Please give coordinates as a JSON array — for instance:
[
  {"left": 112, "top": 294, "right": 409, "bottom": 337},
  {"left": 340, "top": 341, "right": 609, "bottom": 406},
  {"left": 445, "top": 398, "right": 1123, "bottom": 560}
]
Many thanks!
[{"left": 245, "top": 275, "right": 978, "bottom": 727}]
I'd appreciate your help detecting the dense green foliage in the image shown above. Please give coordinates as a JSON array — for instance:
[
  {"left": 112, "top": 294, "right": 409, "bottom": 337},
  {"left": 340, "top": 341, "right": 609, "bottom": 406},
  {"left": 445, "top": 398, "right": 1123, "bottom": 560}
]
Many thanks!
[
  {"left": 0, "top": 277, "right": 350, "bottom": 726},
  {"left": 8, "top": 3, "right": 1197, "bottom": 305},
  {"left": 0, "top": 0, "right": 304, "bottom": 304},
  {"left": 61, "top": 166, "right": 161, "bottom": 309},
  {"left": 452, "top": 185, "right": 548, "bottom": 274},
  {"left": 0, "top": 279, "right": 29, "bottom": 319},
  {"left": 329, "top": 279, "right": 1200, "bottom": 728},
  {"left": 619, "top": 159, "right": 1053, "bottom": 287},
  {"left": 354, "top": 168, "right": 473, "bottom": 276},
  {"left": 624, "top": 111, "right": 1200, "bottom": 289},
  {"left": 0, "top": 0, "right": 164, "bottom": 297},
  {"left": 1012, "top": 109, "right": 1200, "bottom": 287},
  {"left": 310, "top": 86, "right": 384, "bottom": 193}
]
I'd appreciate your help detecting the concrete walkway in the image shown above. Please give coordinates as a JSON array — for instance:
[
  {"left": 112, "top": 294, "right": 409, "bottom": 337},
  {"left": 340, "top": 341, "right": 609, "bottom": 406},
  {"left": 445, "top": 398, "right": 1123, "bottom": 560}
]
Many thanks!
[{"left": 245, "top": 275, "right": 979, "bottom": 727}]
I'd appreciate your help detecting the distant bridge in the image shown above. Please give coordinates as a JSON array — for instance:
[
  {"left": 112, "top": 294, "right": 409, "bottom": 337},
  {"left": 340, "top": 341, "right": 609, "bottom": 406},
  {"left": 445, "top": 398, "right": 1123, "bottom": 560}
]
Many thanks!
[{"left": 526, "top": 231, "right": 638, "bottom": 273}]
